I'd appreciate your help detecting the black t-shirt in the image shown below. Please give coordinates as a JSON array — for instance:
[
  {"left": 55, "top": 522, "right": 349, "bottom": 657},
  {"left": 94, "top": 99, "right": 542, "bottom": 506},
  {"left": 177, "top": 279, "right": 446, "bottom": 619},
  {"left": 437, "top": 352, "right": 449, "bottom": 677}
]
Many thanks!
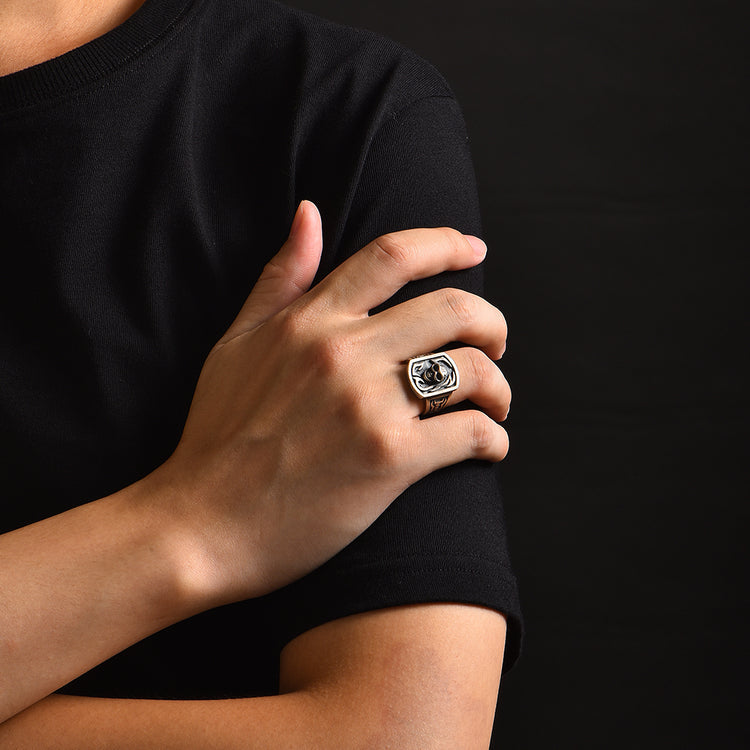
[{"left": 0, "top": 0, "right": 522, "bottom": 698}]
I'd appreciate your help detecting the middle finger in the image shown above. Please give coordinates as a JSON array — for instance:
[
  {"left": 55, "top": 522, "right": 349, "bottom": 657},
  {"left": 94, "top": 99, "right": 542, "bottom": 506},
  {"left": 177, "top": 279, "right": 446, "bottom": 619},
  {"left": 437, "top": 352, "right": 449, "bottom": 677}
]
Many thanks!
[{"left": 366, "top": 287, "right": 508, "bottom": 362}]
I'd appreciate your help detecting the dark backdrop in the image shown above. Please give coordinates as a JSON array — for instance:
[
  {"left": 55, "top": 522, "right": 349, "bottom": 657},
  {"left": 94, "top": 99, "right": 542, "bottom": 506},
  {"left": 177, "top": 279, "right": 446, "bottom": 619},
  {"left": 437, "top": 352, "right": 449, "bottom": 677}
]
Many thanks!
[{"left": 285, "top": 2, "right": 749, "bottom": 747}]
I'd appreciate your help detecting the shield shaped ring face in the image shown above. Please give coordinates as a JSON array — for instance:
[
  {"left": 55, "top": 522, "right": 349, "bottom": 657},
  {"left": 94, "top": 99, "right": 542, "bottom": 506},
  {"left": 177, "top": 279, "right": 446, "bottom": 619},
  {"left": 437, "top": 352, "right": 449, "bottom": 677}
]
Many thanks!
[{"left": 407, "top": 352, "right": 460, "bottom": 414}]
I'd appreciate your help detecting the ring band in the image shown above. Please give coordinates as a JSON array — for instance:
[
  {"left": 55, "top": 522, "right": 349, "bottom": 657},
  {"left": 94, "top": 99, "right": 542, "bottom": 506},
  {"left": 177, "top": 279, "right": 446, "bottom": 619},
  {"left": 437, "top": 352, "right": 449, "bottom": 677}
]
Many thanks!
[{"left": 406, "top": 352, "right": 460, "bottom": 415}]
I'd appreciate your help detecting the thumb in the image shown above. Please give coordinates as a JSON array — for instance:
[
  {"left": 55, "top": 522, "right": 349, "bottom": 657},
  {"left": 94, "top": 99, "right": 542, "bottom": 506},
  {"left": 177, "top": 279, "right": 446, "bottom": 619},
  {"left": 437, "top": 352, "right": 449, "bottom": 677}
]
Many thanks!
[{"left": 221, "top": 201, "right": 323, "bottom": 342}]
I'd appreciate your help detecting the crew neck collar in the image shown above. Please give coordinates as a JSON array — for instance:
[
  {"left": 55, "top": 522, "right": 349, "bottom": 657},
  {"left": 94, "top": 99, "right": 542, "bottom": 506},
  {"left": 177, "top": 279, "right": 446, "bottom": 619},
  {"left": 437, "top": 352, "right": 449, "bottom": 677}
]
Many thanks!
[{"left": 0, "top": 0, "right": 197, "bottom": 114}]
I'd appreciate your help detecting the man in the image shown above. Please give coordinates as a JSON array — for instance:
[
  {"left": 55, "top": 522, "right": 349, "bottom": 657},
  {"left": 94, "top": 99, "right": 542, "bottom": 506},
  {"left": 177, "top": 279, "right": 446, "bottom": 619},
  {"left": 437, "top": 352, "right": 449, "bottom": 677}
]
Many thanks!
[{"left": 0, "top": 0, "right": 521, "bottom": 745}]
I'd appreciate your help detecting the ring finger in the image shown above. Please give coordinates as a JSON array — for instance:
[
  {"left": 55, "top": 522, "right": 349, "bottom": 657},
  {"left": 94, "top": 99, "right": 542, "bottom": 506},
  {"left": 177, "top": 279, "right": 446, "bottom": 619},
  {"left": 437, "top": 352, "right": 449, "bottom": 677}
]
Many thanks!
[{"left": 399, "top": 347, "right": 511, "bottom": 422}]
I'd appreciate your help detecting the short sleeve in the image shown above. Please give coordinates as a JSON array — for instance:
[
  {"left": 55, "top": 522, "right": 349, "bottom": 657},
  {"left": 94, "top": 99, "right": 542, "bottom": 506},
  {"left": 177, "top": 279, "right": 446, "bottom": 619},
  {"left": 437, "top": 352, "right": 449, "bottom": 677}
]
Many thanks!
[
  {"left": 59, "top": 41, "right": 523, "bottom": 700},
  {"left": 263, "top": 89, "right": 523, "bottom": 674}
]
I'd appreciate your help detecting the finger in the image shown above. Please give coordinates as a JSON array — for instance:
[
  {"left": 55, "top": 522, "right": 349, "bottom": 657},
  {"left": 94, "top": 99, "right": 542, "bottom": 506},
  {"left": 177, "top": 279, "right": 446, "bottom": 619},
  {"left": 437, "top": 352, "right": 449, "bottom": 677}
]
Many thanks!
[
  {"left": 369, "top": 287, "right": 508, "bottom": 362},
  {"left": 308, "top": 228, "right": 487, "bottom": 317},
  {"left": 219, "top": 201, "right": 323, "bottom": 343},
  {"left": 401, "top": 348, "right": 511, "bottom": 423},
  {"left": 412, "top": 410, "right": 510, "bottom": 473}
]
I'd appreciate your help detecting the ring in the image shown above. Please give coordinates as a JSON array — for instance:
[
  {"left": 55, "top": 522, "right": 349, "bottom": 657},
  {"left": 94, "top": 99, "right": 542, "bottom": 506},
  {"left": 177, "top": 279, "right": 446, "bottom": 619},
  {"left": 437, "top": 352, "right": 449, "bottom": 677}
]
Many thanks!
[{"left": 406, "top": 352, "right": 460, "bottom": 415}]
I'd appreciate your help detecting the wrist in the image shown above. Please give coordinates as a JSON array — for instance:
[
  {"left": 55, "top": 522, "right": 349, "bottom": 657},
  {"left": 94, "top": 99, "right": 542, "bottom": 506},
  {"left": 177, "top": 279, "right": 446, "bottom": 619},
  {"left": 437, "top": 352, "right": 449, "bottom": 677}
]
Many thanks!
[
  {"left": 128, "top": 459, "right": 257, "bottom": 617},
  {"left": 111, "top": 469, "right": 213, "bottom": 625}
]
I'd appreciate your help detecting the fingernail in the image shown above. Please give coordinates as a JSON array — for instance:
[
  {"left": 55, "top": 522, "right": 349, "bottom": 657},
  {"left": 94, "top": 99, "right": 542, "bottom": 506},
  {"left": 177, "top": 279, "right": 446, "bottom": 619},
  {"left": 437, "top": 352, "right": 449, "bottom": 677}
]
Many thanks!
[
  {"left": 466, "top": 235, "right": 487, "bottom": 257},
  {"left": 289, "top": 201, "right": 306, "bottom": 238}
]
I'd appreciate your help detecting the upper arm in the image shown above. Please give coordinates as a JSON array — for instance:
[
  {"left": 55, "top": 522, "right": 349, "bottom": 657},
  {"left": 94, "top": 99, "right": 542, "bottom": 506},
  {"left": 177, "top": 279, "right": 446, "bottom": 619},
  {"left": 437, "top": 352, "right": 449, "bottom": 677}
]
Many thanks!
[
  {"left": 279, "top": 603, "right": 507, "bottom": 750},
  {"left": 266, "top": 79, "right": 522, "bottom": 680},
  {"left": 271, "top": 90, "right": 518, "bottom": 748}
]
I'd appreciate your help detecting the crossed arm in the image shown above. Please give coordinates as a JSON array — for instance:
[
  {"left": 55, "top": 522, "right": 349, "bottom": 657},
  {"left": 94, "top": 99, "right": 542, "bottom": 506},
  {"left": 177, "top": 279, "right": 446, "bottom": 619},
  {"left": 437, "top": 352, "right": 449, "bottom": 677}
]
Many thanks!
[
  {"left": 0, "top": 604, "right": 506, "bottom": 749},
  {"left": 0, "top": 210, "right": 510, "bottom": 747}
]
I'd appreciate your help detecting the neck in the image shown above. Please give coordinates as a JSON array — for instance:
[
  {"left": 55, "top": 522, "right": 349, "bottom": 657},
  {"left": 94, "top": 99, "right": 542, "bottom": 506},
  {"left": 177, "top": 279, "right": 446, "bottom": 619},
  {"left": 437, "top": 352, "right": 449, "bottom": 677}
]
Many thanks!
[{"left": 0, "top": 0, "right": 147, "bottom": 77}]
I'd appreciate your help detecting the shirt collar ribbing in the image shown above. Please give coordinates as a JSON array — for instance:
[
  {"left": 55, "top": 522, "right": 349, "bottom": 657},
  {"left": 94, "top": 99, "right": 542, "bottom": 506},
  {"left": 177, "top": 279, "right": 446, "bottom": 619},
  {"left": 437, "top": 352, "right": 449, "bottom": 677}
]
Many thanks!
[{"left": 0, "top": 0, "right": 198, "bottom": 114}]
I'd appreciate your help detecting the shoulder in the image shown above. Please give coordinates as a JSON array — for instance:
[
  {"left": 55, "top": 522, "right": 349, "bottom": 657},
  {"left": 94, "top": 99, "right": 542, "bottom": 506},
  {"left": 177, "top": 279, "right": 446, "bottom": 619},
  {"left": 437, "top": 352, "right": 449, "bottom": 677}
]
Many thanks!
[{"left": 197, "top": 0, "right": 456, "bottom": 120}]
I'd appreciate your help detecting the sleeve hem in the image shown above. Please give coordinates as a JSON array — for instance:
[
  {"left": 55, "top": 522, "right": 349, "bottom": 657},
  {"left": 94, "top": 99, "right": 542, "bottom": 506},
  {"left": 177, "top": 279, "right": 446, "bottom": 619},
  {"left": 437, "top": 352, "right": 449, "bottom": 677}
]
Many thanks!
[{"left": 269, "top": 555, "right": 523, "bottom": 674}]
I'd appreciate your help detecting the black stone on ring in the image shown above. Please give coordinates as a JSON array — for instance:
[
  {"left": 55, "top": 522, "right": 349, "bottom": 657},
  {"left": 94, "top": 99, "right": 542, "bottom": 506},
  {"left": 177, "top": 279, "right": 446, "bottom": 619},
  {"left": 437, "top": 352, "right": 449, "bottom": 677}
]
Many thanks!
[{"left": 407, "top": 352, "right": 460, "bottom": 414}]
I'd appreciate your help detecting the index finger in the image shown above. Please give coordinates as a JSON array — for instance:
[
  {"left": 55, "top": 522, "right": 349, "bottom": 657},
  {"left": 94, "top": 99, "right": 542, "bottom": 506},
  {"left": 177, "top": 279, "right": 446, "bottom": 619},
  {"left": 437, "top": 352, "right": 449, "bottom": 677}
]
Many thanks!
[{"left": 308, "top": 228, "right": 487, "bottom": 317}]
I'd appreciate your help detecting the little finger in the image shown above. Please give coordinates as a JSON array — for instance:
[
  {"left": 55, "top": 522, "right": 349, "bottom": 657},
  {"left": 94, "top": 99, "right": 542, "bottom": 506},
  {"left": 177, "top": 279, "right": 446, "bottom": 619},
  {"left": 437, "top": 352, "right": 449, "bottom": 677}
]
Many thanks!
[{"left": 414, "top": 410, "right": 510, "bottom": 472}]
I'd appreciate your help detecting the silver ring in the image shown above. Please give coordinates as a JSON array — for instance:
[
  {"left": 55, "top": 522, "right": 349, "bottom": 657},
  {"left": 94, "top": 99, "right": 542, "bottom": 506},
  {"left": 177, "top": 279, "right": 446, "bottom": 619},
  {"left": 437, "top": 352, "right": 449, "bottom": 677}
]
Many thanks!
[{"left": 406, "top": 352, "right": 460, "bottom": 415}]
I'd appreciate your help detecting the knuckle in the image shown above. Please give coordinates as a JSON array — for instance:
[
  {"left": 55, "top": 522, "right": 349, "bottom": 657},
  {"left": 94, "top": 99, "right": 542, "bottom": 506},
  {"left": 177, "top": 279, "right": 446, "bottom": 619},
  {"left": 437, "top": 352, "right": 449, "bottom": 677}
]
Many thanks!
[
  {"left": 362, "top": 422, "right": 404, "bottom": 470},
  {"left": 467, "top": 412, "right": 509, "bottom": 460},
  {"left": 372, "top": 233, "right": 414, "bottom": 269},
  {"left": 262, "top": 257, "right": 289, "bottom": 286},
  {"left": 307, "top": 332, "right": 356, "bottom": 375},
  {"left": 277, "top": 304, "right": 315, "bottom": 340},
  {"left": 469, "top": 411, "right": 495, "bottom": 453},
  {"left": 441, "top": 288, "right": 477, "bottom": 326},
  {"left": 437, "top": 226, "right": 466, "bottom": 252},
  {"left": 466, "top": 348, "right": 491, "bottom": 388}
]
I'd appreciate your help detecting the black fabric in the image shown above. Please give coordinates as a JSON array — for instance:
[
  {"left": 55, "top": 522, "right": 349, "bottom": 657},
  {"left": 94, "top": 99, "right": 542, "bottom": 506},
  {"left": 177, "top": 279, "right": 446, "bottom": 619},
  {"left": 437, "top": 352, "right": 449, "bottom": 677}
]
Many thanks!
[{"left": 0, "top": 0, "right": 521, "bottom": 699}]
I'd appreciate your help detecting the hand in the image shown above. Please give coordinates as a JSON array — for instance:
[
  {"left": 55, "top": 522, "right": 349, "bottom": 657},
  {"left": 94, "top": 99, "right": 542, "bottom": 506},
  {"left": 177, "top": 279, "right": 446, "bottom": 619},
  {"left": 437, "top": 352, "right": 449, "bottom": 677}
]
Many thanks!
[{"left": 156, "top": 201, "right": 511, "bottom": 604}]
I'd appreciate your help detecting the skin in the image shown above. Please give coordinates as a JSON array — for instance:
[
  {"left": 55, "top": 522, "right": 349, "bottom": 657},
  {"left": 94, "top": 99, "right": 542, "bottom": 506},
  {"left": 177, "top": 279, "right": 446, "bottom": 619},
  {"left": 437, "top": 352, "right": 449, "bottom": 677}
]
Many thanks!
[
  {"left": 0, "top": 207, "right": 511, "bottom": 747},
  {"left": 0, "top": 202, "right": 511, "bottom": 718},
  {"left": 0, "top": 3, "right": 512, "bottom": 745},
  {"left": 0, "top": 605, "right": 506, "bottom": 749},
  {"left": 0, "top": 0, "right": 148, "bottom": 76}
]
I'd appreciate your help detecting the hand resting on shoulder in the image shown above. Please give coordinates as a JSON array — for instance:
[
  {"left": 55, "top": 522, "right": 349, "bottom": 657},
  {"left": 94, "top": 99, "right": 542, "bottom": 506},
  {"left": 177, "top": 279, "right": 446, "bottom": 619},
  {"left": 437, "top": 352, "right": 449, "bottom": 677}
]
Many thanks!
[{"left": 0, "top": 200, "right": 511, "bottom": 722}]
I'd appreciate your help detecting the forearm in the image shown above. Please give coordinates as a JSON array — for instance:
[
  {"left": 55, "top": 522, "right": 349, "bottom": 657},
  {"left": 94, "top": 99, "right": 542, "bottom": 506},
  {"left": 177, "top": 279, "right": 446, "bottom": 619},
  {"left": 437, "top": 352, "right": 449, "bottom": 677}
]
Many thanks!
[
  {"left": 0, "top": 472, "right": 207, "bottom": 723},
  {"left": 0, "top": 694, "right": 319, "bottom": 750},
  {"left": 0, "top": 603, "right": 505, "bottom": 750}
]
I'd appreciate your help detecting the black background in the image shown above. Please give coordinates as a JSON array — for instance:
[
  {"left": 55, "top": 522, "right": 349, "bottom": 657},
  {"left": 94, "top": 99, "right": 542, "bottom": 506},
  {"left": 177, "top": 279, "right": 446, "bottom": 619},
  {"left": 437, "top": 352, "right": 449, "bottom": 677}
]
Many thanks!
[{"left": 286, "top": 2, "right": 749, "bottom": 748}]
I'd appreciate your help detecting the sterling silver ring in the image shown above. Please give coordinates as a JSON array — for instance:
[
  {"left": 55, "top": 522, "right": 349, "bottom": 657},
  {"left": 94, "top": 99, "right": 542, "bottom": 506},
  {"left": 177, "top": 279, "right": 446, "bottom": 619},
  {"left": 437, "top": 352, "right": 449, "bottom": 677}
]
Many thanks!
[{"left": 406, "top": 352, "right": 460, "bottom": 415}]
